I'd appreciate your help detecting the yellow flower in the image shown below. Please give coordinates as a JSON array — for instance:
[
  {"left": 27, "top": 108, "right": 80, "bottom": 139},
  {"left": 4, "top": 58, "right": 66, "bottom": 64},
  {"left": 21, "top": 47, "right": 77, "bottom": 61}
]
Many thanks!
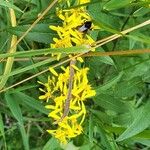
[
  {"left": 49, "top": 67, "right": 58, "bottom": 76},
  {"left": 47, "top": 117, "right": 83, "bottom": 144},
  {"left": 39, "top": 65, "right": 96, "bottom": 143},
  {"left": 79, "top": 0, "right": 90, "bottom": 4},
  {"left": 49, "top": 0, "right": 95, "bottom": 58},
  {"left": 38, "top": 0, "right": 97, "bottom": 144}
]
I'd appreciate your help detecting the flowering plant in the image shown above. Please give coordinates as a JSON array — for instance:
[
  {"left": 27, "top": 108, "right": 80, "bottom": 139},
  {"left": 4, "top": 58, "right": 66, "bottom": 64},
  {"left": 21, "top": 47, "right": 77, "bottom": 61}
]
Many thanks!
[{"left": 38, "top": 0, "right": 96, "bottom": 144}]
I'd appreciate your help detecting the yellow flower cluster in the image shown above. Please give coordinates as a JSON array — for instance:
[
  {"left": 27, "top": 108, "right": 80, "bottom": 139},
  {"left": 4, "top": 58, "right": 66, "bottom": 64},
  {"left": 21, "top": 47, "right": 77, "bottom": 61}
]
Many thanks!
[
  {"left": 39, "top": 66, "right": 96, "bottom": 143},
  {"left": 38, "top": 0, "right": 96, "bottom": 144},
  {"left": 50, "top": 0, "right": 94, "bottom": 50}
]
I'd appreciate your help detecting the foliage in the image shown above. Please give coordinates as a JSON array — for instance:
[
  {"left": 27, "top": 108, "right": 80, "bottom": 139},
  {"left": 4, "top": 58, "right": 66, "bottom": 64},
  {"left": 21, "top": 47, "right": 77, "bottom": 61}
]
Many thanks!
[{"left": 0, "top": 0, "right": 150, "bottom": 149}]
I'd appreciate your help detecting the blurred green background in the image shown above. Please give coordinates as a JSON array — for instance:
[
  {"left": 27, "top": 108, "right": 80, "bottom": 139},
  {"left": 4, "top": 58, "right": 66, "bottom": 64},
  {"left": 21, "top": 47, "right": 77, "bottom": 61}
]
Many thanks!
[{"left": 0, "top": 0, "right": 150, "bottom": 149}]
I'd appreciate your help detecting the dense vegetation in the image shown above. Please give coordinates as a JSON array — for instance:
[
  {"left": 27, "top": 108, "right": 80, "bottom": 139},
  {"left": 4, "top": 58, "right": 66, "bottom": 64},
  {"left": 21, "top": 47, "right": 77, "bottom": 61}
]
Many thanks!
[{"left": 0, "top": 0, "right": 150, "bottom": 149}]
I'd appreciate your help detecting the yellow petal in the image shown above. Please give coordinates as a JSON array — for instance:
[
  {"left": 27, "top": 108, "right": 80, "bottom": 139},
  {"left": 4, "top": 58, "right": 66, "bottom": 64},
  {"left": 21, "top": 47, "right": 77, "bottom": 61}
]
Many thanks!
[
  {"left": 71, "top": 64, "right": 80, "bottom": 71},
  {"left": 77, "top": 57, "right": 84, "bottom": 63},
  {"left": 39, "top": 95, "right": 47, "bottom": 100},
  {"left": 49, "top": 67, "right": 58, "bottom": 76}
]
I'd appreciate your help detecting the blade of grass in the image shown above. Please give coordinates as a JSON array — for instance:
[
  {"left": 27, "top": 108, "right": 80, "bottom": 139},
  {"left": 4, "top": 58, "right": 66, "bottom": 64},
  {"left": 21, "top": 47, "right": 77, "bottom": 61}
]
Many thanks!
[
  {"left": 0, "top": 52, "right": 85, "bottom": 93},
  {"left": 19, "top": 124, "right": 30, "bottom": 150},
  {"left": 0, "top": 57, "right": 55, "bottom": 80},
  {"left": 13, "top": 92, "right": 49, "bottom": 115},
  {"left": 0, "top": 7, "right": 17, "bottom": 90},
  {"left": 0, "top": 45, "right": 89, "bottom": 59},
  {"left": 5, "top": 92, "right": 29, "bottom": 150},
  {"left": 0, "top": 113, "right": 6, "bottom": 149}
]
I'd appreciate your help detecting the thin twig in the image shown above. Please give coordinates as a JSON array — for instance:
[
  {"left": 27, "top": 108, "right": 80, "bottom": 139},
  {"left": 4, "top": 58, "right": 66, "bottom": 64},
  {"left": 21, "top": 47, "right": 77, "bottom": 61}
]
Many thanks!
[
  {"left": 3, "top": 0, "right": 58, "bottom": 54},
  {"left": 54, "top": 59, "right": 76, "bottom": 124},
  {"left": 93, "top": 19, "right": 150, "bottom": 48},
  {"left": 0, "top": 19, "right": 150, "bottom": 93},
  {"left": 83, "top": 49, "right": 150, "bottom": 57},
  {"left": 0, "top": 57, "right": 50, "bottom": 62},
  {"left": 0, "top": 53, "right": 84, "bottom": 93},
  {"left": 1, "top": 48, "right": 150, "bottom": 62}
]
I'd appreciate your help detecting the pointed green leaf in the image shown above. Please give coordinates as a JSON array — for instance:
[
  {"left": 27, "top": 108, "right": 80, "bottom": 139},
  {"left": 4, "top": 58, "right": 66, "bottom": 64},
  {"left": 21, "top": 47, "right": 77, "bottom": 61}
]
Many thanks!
[
  {"left": 19, "top": 124, "right": 30, "bottom": 150},
  {"left": 97, "top": 126, "right": 113, "bottom": 150},
  {"left": 43, "top": 138, "right": 59, "bottom": 150},
  {"left": 89, "top": 115, "right": 94, "bottom": 142},
  {"left": 5, "top": 92, "right": 23, "bottom": 125},
  {"left": 0, "top": 113, "right": 5, "bottom": 139},
  {"left": 104, "top": 0, "right": 134, "bottom": 11},
  {"left": 0, "top": 57, "right": 55, "bottom": 80},
  {"left": 117, "top": 101, "right": 150, "bottom": 141},
  {"left": 126, "top": 33, "right": 150, "bottom": 44},
  {"left": 13, "top": 92, "right": 49, "bottom": 115},
  {"left": 0, "top": 45, "right": 88, "bottom": 59},
  {"left": 96, "top": 72, "right": 123, "bottom": 94},
  {"left": 94, "top": 94, "right": 129, "bottom": 113},
  {"left": 5, "top": 92, "right": 29, "bottom": 150},
  {"left": 8, "top": 24, "right": 55, "bottom": 44},
  {"left": 0, "top": 0, "right": 23, "bottom": 12},
  {"left": 88, "top": 2, "right": 121, "bottom": 34}
]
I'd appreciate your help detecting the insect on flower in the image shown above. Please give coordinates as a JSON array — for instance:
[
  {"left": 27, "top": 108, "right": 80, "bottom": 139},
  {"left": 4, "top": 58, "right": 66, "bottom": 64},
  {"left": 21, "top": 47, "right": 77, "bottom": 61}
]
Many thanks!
[{"left": 78, "top": 21, "right": 92, "bottom": 33}]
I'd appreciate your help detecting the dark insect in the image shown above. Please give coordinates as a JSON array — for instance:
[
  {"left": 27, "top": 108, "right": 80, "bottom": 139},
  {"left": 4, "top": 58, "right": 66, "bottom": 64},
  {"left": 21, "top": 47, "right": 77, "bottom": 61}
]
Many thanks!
[{"left": 78, "top": 21, "right": 92, "bottom": 32}]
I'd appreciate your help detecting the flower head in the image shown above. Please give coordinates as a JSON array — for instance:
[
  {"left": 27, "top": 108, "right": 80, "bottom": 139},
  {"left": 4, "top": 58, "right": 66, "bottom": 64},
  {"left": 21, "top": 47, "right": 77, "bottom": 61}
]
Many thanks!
[
  {"left": 39, "top": 66, "right": 96, "bottom": 143},
  {"left": 39, "top": 0, "right": 96, "bottom": 144},
  {"left": 49, "top": 0, "right": 95, "bottom": 53}
]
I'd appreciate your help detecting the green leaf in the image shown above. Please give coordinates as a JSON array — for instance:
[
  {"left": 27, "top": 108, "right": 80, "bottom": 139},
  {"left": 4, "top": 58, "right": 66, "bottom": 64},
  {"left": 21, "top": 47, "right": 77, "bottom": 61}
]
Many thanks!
[
  {"left": 0, "top": 113, "right": 5, "bottom": 139},
  {"left": 0, "top": 45, "right": 89, "bottom": 59},
  {"left": 8, "top": 24, "right": 56, "bottom": 44},
  {"left": 96, "top": 126, "right": 113, "bottom": 150},
  {"left": 103, "top": 0, "right": 134, "bottom": 11},
  {"left": 106, "top": 127, "right": 150, "bottom": 139},
  {"left": 10, "top": 85, "right": 37, "bottom": 93},
  {"left": 88, "top": 2, "right": 121, "bottom": 34},
  {"left": 0, "top": 0, "right": 23, "bottom": 12},
  {"left": 5, "top": 92, "right": 29, "bottom": 150},
  {"left": 94, "top": 20, "right": 121, "bottom": 34},
  {"left": 96, "top": 72, "right": 123, "bottom": 94},
  {"left": 124, "top": 59, "right": 150, "bottom": 80},
  {"left": 135, "top": 139, "right": 150, "bottom": 147},
  {"left": 13, "top": 92, "right": 49, "bottom": 115},
  {"left": 61, "top": 142, "right": 79, "bottom": 150},
  {"left": 19, "top": 124, "right": 30, "bottom": 150},
  {"left": 94, "top": 93, "right": 130, "bottom": 113},
  {"left": 113, "top": 113, "right": 133, "bottom": 127},
  {"left": 0, "top": 114, "right": 6, "bottom": 149},
  {"left": 97, "top": 47, "right": 115, "bottom": 66},
  {"left": 133, "top": 7, "right": 150, "bottom": 17},
  {"left": 73, "top": 135, "right": 84, "bottom": 147},
  {"left": 89, "top": 115, "right": 94, "bottom": 142},
  {"left": 113, "top": 77, "right": 143, "bottom": 98},
  {"left": 91, "top": 109, "right": 112, "bottom": 124},
  {"left": 126, "top": 33, "right": 150, "bottom": 45},
  {"left": 117, "top": 101, "right": 150, "bottom": 141},
  {"left": 0, "top": 57, "right": 55, "bottom": 80},
  {"left": 79, "top": 144, "right": 92, "bottom": 150},
  {"left": 5, "top": 92, "right": 23, "bottom": 125},
  {"left": 43, "top": 138, "right": 59, "bottom": 150}
]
